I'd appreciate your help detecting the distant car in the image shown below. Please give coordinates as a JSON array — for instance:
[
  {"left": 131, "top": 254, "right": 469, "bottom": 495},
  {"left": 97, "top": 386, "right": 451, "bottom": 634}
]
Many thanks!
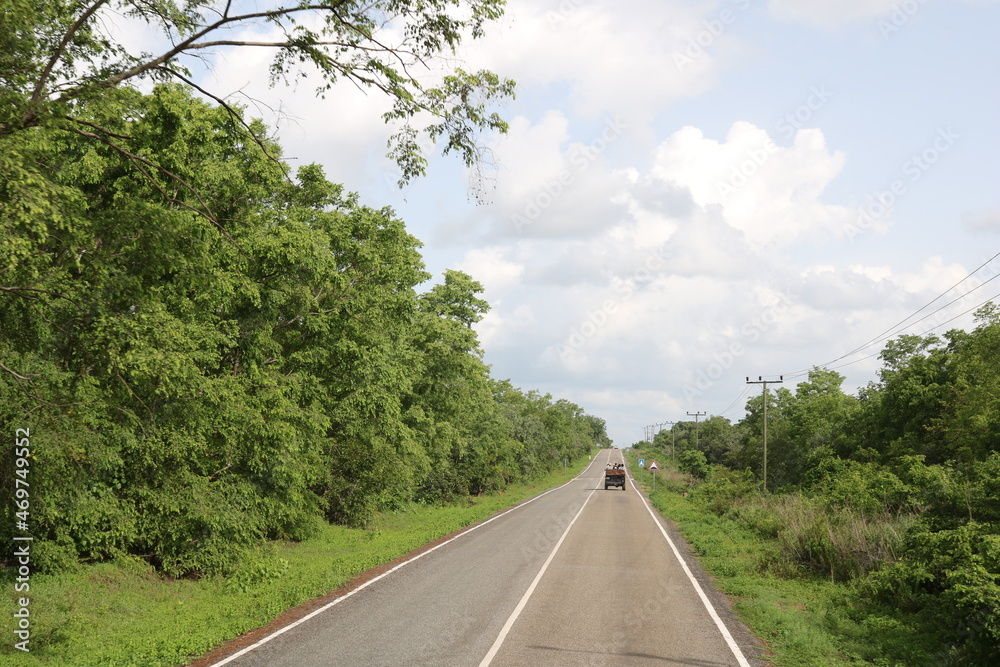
[{"left": 604, "top": 466, "right": 626, "bottom": 490}]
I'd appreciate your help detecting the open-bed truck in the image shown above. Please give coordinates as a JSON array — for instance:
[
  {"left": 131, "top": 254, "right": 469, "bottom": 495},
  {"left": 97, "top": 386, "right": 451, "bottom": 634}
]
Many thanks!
[{"left": 604, "top": 467, "right": 626, "bottom": 490}]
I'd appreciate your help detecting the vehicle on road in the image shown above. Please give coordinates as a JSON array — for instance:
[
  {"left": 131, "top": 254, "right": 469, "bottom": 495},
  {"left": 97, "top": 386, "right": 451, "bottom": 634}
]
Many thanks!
[{"left": 604, "top": 466, "right": 626, "bottom": 490}]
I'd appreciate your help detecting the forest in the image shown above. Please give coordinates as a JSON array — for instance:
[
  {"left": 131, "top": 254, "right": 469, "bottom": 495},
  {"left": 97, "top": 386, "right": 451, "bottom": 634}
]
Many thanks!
[
  {"left": 638, "top": 315, "right": 1000, "bottom": 661},
  {"left": 1, "top": 1, "right": 610, "bottom": 578}
]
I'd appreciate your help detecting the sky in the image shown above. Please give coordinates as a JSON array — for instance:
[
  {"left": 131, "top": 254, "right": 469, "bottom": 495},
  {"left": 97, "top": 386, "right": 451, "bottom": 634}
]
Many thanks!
[{"left": 123, "top": 0, "right": 1000, "bottom": 448}]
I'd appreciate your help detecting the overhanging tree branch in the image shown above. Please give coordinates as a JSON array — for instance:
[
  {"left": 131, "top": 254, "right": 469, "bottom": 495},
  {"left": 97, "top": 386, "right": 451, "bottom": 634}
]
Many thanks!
[
  {"left": 13, "top": 0, "right": 513, "bottom": 190},
  {"left": 30, "top": 0, "right": 114, "bottom": 107}
]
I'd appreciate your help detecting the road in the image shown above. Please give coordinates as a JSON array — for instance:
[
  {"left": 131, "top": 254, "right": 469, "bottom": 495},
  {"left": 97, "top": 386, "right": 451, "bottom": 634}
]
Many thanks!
[{"left": 205, "top": 450, "right": 762, "bottom": 666}]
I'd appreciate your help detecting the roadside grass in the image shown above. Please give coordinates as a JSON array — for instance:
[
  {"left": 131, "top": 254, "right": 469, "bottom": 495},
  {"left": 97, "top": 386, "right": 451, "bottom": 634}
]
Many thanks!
[
  {"left": 625, "top": 452, "right": 949, "bottom": 666},
  {"left": 0, "top": 455, "right": 596, "bottom": 666}
]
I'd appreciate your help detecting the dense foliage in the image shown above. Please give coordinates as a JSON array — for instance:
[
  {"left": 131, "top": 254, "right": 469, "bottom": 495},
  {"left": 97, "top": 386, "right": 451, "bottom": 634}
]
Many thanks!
[
  {"left": 0, "top": 83, "right": 609, "bottom": 577},
  {"left": 639, "top": 308, "right": 1000, "bottom": 661}
]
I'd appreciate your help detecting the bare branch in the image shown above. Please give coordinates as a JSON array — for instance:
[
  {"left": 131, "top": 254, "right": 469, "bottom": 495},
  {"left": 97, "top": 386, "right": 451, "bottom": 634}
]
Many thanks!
[
  {"left": 63, "top": 116, "right": 131, "bottom": 140},
  {"left": 30, "top": 0, "right": 114, "bottom": 106},
  {"left": 0, "top": 362, "right": 31, "bottom": 382},
  {"left": 114, "top": 366, "right": 155, "bottom": 419},
  {"left": 93, "top": 2, "right": 355, "bottom": 93}
]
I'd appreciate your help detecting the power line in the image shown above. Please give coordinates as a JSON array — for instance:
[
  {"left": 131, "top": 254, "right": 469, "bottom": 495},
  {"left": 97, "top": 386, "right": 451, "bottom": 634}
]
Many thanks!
[
  {"left": 680, "top": 253, "right": 1000, "bottom": 434},
  {"left": 832, "top": 268, "right": 1000, "bottom": 364},
  {"left": 719, "top": 385, "right": 753, "bottom": 418},
  {"left": 782, "top": 251, "right": 1000, "bottom": 379},
  {"left": 783, "top": 286, "right": 1000, "bottom": 382}
]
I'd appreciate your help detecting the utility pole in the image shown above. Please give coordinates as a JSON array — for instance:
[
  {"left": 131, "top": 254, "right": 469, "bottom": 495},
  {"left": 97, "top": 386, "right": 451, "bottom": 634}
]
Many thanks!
[
  {"left": 662, "top": 421, "right": 677, "bottom": 461},
  {"left": 686, "top": 411, "right": 706, "bottom": 449},
  {"left": 746, "top": 375, "right": 783, "bottom": 493}
]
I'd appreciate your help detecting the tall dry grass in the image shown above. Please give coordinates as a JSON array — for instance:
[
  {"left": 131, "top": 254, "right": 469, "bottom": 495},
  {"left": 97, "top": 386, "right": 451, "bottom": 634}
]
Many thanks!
[{"left": 727, "top": 494, "right": 917, "bottom": 582}]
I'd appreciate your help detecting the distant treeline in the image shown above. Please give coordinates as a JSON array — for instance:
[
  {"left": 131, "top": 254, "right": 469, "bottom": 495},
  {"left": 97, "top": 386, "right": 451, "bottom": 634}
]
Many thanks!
[
  {"left": 1, "top": 85, "right": 610, "bottom": 577},
  {"left": 640, "top": 315, "right": 1000, "bottom": 661}
]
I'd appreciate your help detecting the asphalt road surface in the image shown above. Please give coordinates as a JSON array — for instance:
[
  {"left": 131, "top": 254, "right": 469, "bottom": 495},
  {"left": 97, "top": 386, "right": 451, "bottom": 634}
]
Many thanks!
[{"left": 206, "top": 450, "right": 762, "bottom": 666}]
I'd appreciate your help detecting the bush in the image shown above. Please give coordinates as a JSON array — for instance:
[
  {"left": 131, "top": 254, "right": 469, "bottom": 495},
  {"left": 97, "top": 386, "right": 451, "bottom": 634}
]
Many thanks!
[
  {"left": 804, "top": 455, "right": 909, "bottom": 515},
  {"left": 860, "top": 521, "right": 1000, "bottom": 662},
  {"left": 678, "top": 450, "right": 709, "bottom": 480},
  {"left": 697, "top": 466, "right": 757, "bottom": 516}
]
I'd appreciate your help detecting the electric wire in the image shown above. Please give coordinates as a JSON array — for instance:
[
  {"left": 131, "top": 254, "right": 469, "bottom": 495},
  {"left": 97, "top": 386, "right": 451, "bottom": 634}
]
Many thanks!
[
  {"left": 652, "top": 253, "right": 1000, "bottom": 433},
  {"left": 780, "top": 251, "right": 1000, "bottom": 380},
  {"left": 719, "top": 385, "right": 753, "bottom": 419}
]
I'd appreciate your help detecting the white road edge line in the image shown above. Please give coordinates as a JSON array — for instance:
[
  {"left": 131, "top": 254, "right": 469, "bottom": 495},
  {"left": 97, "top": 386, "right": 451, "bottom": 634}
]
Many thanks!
[
  {"left": 630, "top": 475, "right": 752, "bottom": 667},
  {"left": 478, "top": 483, "right": 602, "bottom": 666},
  {"left": 207, "top": 454, "right": 606, "bottom": 667}
]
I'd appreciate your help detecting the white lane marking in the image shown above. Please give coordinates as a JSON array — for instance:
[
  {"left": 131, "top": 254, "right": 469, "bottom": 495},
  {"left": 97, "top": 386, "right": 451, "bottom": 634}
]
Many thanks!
[
  {"left": 478, "top": 461, "right": 606, "bottom": 667},
  {"left": 631, "top": 477, "right": 752, "bottom": 667},
  {"left": 207, "top": 454, "right": 606, "bottom": 667}
]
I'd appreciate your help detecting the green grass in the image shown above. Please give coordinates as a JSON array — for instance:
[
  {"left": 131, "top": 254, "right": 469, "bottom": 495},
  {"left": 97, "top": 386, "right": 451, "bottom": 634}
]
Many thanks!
[
  {"left": 0, "top": 455, "right": 595, "bottom": 666},
  {"left": 625, "top": 451, "right": 950, "bottom": 666}
]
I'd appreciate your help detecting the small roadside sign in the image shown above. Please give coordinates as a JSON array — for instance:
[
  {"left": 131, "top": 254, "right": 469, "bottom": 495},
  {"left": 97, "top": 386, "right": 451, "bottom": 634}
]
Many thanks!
[
  {"left": 649, "top": 462, "right": 659, "bottom": 471},
  {"left": 638, "top": 459, "right": 645, "bottom": 467}
]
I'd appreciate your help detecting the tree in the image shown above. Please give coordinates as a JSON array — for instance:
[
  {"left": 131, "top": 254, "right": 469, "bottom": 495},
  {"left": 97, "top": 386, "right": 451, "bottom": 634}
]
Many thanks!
[
  {"left": 936, "top": 305, "right": 1000, "bottom": 462},
  {"left": 0, "top": 85, "right": 432, "bottom": 569},
  {"left": 733, "top": 386, "right": 790, "bottom": 486},
  {"left": 402, "top": 270, "right": 512, "bottom": 498},
  {"left": 864, "top": 334, "right": 954, "bottom": 464},
  {"left": 678, "top": 450, "right": 709, "bottom": 480},
  {"left": 1, "top": 0, "right": 513, "bottom": 186},
  {"left": 698, "top": 416, "right": 743, "bottom": 465}
]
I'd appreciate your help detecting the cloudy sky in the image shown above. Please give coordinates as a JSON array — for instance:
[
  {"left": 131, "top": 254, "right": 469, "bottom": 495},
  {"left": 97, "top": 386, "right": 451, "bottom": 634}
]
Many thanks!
[{"left": 187, "top": 0, "right": 1000, "bottom": 447}]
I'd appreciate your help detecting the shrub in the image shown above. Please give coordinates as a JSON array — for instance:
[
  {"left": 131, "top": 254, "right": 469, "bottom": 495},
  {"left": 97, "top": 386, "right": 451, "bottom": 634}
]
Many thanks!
[
  {"left": 698, "top": 466, "right": 757, "bottom": 516},
  {"left": 805, "top": 456, "right": 909, "bottom": 515},
  {"left": 860, "top": 521, "right": 1000, "bottom": 661},
  {"left": 678, "top": 450, "right": 709, "bottom": 480}
]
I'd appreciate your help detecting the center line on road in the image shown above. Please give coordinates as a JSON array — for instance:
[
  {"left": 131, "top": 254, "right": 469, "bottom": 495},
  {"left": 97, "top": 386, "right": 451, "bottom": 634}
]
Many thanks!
[
  {"left": 478, "top": 471, "right": 603, "bottom": 666},
  {"left": 206, "top": 452, "right": 609, "bottom": 667}
]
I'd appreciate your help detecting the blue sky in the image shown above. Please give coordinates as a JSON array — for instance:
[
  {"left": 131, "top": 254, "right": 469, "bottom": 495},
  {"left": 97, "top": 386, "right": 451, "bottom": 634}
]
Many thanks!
[{"left": 178, "top": 0, "right": 1000, "bottom": 447}]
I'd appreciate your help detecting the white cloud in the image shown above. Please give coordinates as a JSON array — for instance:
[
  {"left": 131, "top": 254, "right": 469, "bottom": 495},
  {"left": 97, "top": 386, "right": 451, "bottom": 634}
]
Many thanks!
[
  {"left": 646, "top": 123, "right": 853, "bottom": 247},
  {"left": 457, "top": 112, "right": 633, "bottom": 240},
  {"left": 455, "top": 246, "right": 525, "bottom": 294},
  {"left": 896, "top": 256, "right": 972, "bottom": 296},
  {"left": 461, "top": 0, "right": 740, "bottom": 124}
]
